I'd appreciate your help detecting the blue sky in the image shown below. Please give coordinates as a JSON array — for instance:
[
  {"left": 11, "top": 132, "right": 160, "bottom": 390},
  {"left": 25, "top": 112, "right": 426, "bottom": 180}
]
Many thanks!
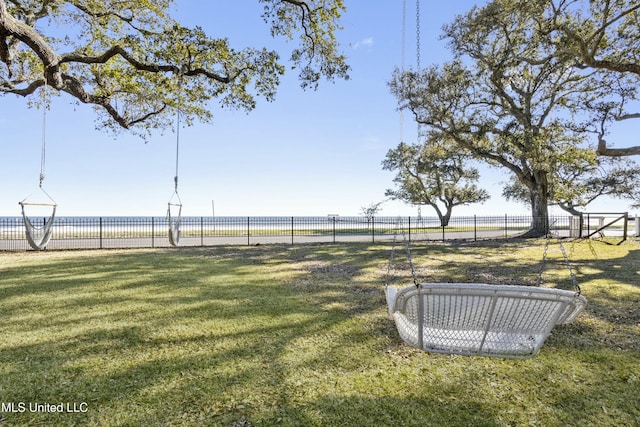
[{"left": 1, "top": 1, "right": 637, "bottom": 217}]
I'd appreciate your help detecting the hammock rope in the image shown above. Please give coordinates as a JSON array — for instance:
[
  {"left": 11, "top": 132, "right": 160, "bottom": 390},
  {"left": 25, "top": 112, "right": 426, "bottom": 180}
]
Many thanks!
[
  {"left": 19, "top": 80, "right": 57, "bottom": 250},
  {"left": 167, "top": 73, "right": 184, "bottom": 246},
  {"left": 20, "top": 202, "right": 56, "bottom": 250}
]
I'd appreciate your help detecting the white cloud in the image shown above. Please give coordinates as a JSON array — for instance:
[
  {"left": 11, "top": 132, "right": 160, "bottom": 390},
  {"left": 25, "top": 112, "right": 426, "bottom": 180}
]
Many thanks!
[
  {"left": 352, "top": 37, "right": 374, "bottom": 50},
  {"left": 359, "top": 135, "right": 385, "bottom": 151}
]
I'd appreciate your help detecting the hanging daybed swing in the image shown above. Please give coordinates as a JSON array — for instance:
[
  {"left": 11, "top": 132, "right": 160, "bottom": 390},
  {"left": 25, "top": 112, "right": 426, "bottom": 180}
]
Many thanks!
[
  {"left": 384, "top": 221, "right": 587, "bottom": 358},
  {"left": 19, "top": 82, "right": 57, "bottom": 251},
  {"left": 385, "top": 2, "right": 586, "bottom": 358}
]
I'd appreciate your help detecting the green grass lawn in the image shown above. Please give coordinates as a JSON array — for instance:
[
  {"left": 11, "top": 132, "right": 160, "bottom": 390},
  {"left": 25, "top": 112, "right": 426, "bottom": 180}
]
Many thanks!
[{"left": 0, "top": 240, "right": 638, "bottom": 426}]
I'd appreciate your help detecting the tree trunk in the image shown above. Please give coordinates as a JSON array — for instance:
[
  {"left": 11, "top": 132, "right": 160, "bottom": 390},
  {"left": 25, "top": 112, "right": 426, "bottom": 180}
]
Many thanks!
[
  {"left": 441, "top": 206, "right": 453, "bottom": 227},
  {"left": 429, "top": 203, "right": 447, "bottom": 227},
  {"left": 523, "top": 173, "right": 549, "bottom": 237}
]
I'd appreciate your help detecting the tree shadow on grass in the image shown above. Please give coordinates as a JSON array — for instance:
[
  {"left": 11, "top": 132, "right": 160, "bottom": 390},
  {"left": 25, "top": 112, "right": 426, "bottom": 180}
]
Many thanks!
[
  {"left": 0, "top": 242, "right": 638, "bottom": 426},
  {"left": 388, "top": 239, "right": 553, "bottom": 284},
  {"left": 556, "top": 243, "right": 640, "bottom": 353},
  {"left": 0, "top": 244, "right": 390, "bottom": 425}
]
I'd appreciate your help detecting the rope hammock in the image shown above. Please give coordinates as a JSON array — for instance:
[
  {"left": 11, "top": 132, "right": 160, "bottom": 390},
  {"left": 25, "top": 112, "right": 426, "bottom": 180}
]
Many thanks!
[
  {"left": 167, "top": 77, "right": 183, "bottom": 247},
  {"left": 384, "top": 219, "right": 587, "bottom": 358},
  {"left": 19, "top": 82, "right": 57, "bottom": 250},
  {"left": 19, "top": 197, "right": 57, "bottom": 251},
  {"left": 167, "top": 188, "right": 182, "bottom": 247}
]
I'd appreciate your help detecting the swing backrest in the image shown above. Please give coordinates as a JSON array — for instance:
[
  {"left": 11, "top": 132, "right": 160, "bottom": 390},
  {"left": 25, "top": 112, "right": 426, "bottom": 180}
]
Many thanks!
[{"left": 387, "top": 283, "right": 587, "bottom": 358}]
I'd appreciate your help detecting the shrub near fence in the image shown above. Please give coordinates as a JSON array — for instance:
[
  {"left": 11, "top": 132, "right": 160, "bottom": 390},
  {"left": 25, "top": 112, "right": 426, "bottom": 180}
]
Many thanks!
[{"left": 0, "top": 214, "right": 634, "bottom": 251}]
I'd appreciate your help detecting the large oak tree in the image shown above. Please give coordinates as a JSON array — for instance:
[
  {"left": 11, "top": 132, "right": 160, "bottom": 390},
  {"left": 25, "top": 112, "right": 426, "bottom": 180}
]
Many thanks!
[{"left": 390, "top": 2, "right": 609, "bottom": 236}]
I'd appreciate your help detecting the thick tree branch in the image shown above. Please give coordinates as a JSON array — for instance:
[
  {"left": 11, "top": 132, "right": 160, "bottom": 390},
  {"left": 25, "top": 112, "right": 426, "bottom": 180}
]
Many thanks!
[
  {"left": 60, "top": 46, "right": 232, "bottom": 83},
  {"left": 596, "top": 108, "right": 640, "bottom": 157},
  {"left": 557, "top": 3, "right": 640, "bottom": 77},
  {"left": 0, "top": 33, "right": 10, "bottom": 74},
  {"left": 616, "top": 113, "right": 640, "bottom": 121},
  {"left": 281, "top": 0, "right": 313, "bottom": 43},
  {"left": 574, "top": 58, "right": 640, "bottom": 76},
  {"left": 1, "top": 0, "right": 348, "bottom": 136},
  {"left": 60, "top": 71, "right": 166, "bottom": 128},
  {"left": 0, "top": 0, "right": 59, "bottom": 77},
  {"left": 597, "top": 137, "right": 640, "bottom": 157}
]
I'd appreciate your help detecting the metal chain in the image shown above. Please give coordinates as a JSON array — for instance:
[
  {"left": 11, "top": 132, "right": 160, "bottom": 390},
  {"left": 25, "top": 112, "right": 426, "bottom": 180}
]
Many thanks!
[
  {"left": 399, "top": 0, "right": 406, "bottom": 143},
  {"left": 416, "top": 0, "right": 421, "bottom": 70},
  {"left": 536, "top": 233, "right": 550, "bottom": 287},
  {"left": 414, "top": 0, "right": 421, "bottom": 142},
  {"left": 401, "top": 222, "right": 419, "bottom": 286},
  {"left": 386, "top": 217, "right": 419, "bottom": 288},
  {"left": 385, "top": 218, "right": 400, "bottom": 286},
  {"left": 402, "top": 0, "right": 406, "bottom": 71},
  {"left": 536, "top": 227, "right": 580, "bottom": 295},
  {"left": 558, "top": 238, "right": 581, "bottom": 295}
]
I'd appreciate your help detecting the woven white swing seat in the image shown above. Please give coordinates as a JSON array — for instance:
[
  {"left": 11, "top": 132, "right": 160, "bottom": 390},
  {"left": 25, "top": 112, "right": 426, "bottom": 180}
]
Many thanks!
[{"left": 386, "top": 283, "right": 586, "bottom": 358}]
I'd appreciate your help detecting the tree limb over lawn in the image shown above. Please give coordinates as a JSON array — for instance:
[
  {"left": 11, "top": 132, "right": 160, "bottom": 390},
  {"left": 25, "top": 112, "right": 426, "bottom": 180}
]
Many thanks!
[{"left": 0, "top": 0, "right": 349, "bottom": 138}]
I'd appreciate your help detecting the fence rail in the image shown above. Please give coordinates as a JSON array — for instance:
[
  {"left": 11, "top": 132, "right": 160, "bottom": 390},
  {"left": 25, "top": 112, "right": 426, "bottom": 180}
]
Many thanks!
[{"left": 0, "top": 214, "right": 634, "bottom": 251}]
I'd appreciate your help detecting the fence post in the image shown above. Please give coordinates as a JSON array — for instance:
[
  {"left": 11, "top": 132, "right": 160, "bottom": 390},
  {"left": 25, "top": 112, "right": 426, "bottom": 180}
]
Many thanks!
[
  {"left": 333, "top": 217, "right": 336, "bottom": 243},
  {"left": 408, "top": 216, "right": 411, "bottom": 243},
  {"left": 99, "top": 217, "right": 103, "bottom": 249},
  {"left": 291, "top": 216, "right": 294, "bottom": 245},
  {"left": 586, "top": 213, "right": 590, "bottom": 235},
  {"left": 504, "top": 214, "right": 508, "bottom": 238},
  {"left": 201, "top": 217, "right": 204, "bottom": 247},
  {"left": 247, "top": 217, "right": 250, "bottom": 246},
  {"left": 474, "top": 215, "right": 477, "bottom": 242},
  {"left": 372, "top": 216, "right": 375, "bottom": 243},
  {"left": 151, "top": 217, "right": 155, "bottom": 248}
]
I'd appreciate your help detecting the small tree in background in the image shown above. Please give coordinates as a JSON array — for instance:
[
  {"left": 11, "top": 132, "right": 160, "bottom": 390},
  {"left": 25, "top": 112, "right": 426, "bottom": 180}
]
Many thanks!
[
  {"left": 360, "top": 201, "right": 384, "bottom": 228},
  {"left": 382, "top": 140, "right": 489, "bottom": 226}
]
